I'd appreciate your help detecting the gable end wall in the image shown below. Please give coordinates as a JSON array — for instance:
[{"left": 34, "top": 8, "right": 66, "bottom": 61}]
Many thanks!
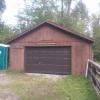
[{"left": 9, "top": 25, "right": 92, "bottom": 75}]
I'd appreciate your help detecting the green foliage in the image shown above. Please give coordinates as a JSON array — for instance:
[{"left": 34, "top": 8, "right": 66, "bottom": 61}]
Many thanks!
[
  {"left": 16, "top": 0, "right": 89, "bottom": 35},
  {"left": 91, "top": 14, "right": 100, "bottom": 61},
  {"left": 0, "top": 0, "right": 6, "bottom": 34},
  {"left": 70, "top": 0, "right": 89, "bottom": 33},
  {"left": 93, "top": 50, "right": 100, "bottom": 61},
  {"left": 7, "top": 73, "right": 98, "bottom": 100},
  {"left": 0, "top": 25, "right": 15, "bottom": 42},
  {"left": 57, "top": 15, "right": 73, "bottom": 28},
  {"left": 16, "top": 0, "right": 57, "bottom": 31}
]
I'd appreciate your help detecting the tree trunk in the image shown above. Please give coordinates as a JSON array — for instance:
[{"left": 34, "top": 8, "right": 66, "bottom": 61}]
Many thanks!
[
  {"left": 61, "top": 0, "right": 64, "bottom": 17},
  {"left": 67, "top": 0, "right": 72, "bottom": 16}
]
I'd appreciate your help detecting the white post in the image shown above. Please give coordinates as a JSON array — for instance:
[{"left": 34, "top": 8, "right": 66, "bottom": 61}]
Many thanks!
[{"left": 85, "top": 59, "right": 89, "bottom": 77}]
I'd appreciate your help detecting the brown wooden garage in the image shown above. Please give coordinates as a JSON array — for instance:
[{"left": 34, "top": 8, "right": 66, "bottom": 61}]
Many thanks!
[
  {"left": 25, "top": 46, "right": 71, "bottom": 75},
  {"left": 7, "top": 21, "right": 93, "bottom": 75}
]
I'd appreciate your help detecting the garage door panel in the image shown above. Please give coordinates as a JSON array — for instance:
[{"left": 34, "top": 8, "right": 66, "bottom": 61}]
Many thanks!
[
  {"left": 26, "top": 58, "right": 71, "bottom": 66},
  {"left": 26, "top": 56, "right": 71, "bottom": 60},
  {"left": 25, "top": 47, "right": 71, "bottom": 75},
  {"left": 26, "top": 54, "right": 71, "bottom": 58},
  {"left": 25, "top": 69, "right": 70, "bottom": 74},
  {"left": 26, "top": 64, "right": 71, "bottom": 69},
  {"left": 25, "top": 65, "right": 71, "bottom": 74}
]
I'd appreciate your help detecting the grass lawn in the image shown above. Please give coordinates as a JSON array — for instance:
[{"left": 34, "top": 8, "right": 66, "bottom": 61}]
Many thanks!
[
  {"left": 0, "top": 71, "right": 98, "bottom": 100},
  {"left": 96, "top": 61, "right": 100, "bottom": 64}
]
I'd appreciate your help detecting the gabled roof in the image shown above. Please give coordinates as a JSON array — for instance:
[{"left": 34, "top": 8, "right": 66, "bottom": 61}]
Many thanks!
[{"left": 7, "top": 21, "right": 94, "bottom": 44}]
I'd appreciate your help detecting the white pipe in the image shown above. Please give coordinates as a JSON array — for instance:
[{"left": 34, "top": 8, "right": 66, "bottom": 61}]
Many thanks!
[{"left": 85, "top": 59, "right": 89, "bottom": 77}]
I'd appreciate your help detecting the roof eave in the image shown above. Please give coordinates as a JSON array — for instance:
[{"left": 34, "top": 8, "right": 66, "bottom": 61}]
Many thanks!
[{"left": 7, "top": 21, "right": 94, "bottom": 44}]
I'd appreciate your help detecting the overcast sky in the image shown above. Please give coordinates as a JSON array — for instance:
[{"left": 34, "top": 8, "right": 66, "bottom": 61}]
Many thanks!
[{"left": 2, "top": 0, "right": 100, "bottom": 25}]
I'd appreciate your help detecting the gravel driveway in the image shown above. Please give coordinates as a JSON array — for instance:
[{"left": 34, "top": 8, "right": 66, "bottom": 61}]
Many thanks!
[
  {"left": 0, "top": 72, "right": 65, "bottom": 100},
  {"left": 0, "top": 72, "right": 19, "bottom": 100}
]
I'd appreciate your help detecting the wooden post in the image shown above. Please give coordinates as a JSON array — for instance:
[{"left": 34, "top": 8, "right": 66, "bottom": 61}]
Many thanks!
[
  {"left": 87, "top": 59, "right": 100, "bottom": 97},
  {"left": 85, "top": 59, "right": 89, "bottom": 77}
]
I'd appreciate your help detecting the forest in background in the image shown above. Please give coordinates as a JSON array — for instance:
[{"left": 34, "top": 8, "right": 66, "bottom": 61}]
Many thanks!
[{"left": 0, "top": 0, "right": 100, "bottom": 61}]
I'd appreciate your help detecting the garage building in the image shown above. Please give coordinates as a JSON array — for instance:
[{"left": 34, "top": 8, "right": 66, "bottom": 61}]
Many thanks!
[{"left": 7, "top": 21, "right": 93, "bottom": 75}]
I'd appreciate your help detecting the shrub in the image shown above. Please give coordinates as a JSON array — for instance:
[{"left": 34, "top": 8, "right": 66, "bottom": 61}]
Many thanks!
[{"left": 93, "top": 50, "right": 100, "bottom": 61}]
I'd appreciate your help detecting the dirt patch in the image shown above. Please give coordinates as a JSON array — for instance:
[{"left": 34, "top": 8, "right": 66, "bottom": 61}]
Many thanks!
[
  {"left": 0, "top": 90, "right": 19, "bottom": 100},
  {"left": 0, "top": 73, "right": 11, "bottom": 86},
  {"left": 0, "top": 73, "right": 19, "bottom": 100},
  {"left": 26, "top": 73, "right": 66, "bottom": 81}
]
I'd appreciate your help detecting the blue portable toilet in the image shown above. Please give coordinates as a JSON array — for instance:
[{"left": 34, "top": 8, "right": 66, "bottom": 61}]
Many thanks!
[{"left": 0, "top": 44, "right": 10, "bottom": 70}]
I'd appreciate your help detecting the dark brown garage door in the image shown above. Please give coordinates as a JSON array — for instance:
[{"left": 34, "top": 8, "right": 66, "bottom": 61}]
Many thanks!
[{"left": 24, "top": 47, "right": 71, "bottom": 75}]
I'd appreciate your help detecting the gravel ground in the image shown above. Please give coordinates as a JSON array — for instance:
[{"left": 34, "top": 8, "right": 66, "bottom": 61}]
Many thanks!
[
  {"left": 25, "top": 73, "right": 66, "bottom": 81},
  {"left": 0, "top": 90, "right": 19, "bottom": 100},
  {"left": 0, "top": 73, "right": 11, "bottom": 86},
  {"left": 0, "top": 72, "right": 19, "bottom": 100},
  {"left": 0, "top": 72, "right": 65, "bottom": 100}
]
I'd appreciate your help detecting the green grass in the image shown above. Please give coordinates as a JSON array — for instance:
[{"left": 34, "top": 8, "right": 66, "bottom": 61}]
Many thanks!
[
  {"left": 5, "top": 72, "right": 98, "bottom": 100},
  {"left": 56, "top": 76, "right": 98, "bottom": 100},
  {"left": 96, "top": 61, "right": 100, "bottom": 64}
]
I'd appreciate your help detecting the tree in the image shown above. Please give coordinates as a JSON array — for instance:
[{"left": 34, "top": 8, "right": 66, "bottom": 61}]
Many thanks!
[
  {"left": 64, "top": 0, "right": 73, "bottom": 16},
  {"left": 0, "top": 0, "right": 6, "bottom": 14},
  {"left": 56, "top": 0, "right": 74, "bottom": 27},
  {"left": 0, "top": 25, "right": 15, "bottom": 42},
  {"left": 16, "top": 0, "right": 58, "bottom": 31},
  {"left": 61, "top": 0, "right": 64, "bottom": 17},
  {"left": 57, "top": 0, "right": 89, "bottom": 34},
  {"left": 71, "top": 0, "right": 89, "bottom": 33},
  {"left": 0, "top": 0, "right": 6, "bottom": 32},
  {"left": 91, "top": 14, "right": 100, "bottom": 61},
  {"left": 0, "top": 0, "right": 15, "bottom": 43},
  {"left": 16, "top": 0, "right": 89, "bottom": 35}
]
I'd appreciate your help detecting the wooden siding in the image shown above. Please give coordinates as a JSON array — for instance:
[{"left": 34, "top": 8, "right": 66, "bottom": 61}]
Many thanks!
[{"left": 9, "top": 25, "right": 92, "bottom": 75}]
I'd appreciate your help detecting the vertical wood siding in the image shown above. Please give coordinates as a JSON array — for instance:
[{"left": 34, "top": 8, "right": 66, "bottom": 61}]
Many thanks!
[{"left": 9, "top": 25, "right": 92, "bottom": 75}]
